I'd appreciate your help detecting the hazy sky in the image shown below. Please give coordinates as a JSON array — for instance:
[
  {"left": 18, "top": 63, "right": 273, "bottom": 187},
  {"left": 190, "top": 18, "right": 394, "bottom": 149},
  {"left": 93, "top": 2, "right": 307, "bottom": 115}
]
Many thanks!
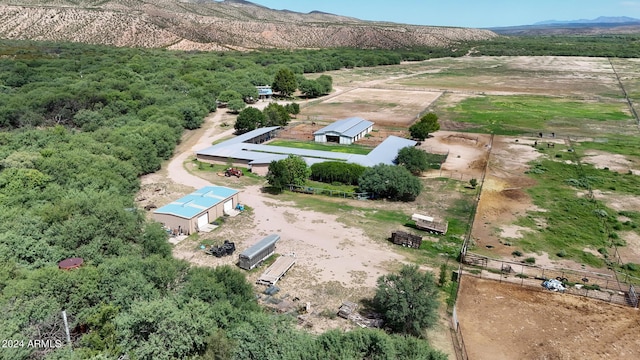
[{"left": 250, "top": 0, "right": 640, "bottom": 28}]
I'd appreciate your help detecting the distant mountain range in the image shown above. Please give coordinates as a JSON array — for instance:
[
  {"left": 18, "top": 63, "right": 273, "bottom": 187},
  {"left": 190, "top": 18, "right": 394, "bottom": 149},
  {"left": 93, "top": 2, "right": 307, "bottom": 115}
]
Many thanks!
[
  {"left": 534, "top": 16, "right": 640, "bottom": 25},
  {"left": 490, "top": 16, "right": 640, "bottom": 35}
]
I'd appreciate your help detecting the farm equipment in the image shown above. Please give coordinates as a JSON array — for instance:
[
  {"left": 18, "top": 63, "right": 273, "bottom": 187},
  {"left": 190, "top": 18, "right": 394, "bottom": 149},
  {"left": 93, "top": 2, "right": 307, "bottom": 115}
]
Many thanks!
[
  {"left": 225, "top": 167, "right": 243, "bottom": 178},
  {"left": 205, "top": 240, "right": 236, "bottom": 257},
  {"left": 391, "top": 231, "right": 422, "bottom": 249},
  {"left": 411, "top": 213, "right": 448, "bottom": 235}
]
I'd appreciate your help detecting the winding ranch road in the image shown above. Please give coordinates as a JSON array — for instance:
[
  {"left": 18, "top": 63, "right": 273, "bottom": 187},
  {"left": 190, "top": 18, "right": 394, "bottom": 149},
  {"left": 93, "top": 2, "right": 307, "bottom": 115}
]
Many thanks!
[{"left": 166, "top": 110, "right": 232, "bottom": 189}]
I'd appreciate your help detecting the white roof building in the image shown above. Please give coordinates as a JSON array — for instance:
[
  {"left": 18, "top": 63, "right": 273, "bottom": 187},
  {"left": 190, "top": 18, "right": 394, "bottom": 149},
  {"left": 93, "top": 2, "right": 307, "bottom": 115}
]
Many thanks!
[
  {"left": 313, "top": 117, "right": 374, "bottom": 145},
  {"left": 195, "top": 125, "right": 416, "bottom": 175}
]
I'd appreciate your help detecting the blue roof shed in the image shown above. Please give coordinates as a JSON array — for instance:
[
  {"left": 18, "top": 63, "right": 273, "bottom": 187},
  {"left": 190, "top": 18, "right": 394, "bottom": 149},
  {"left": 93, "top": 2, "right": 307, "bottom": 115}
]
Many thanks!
[{"left": 154, "top": 186, "right": 239, "bottom": 219}]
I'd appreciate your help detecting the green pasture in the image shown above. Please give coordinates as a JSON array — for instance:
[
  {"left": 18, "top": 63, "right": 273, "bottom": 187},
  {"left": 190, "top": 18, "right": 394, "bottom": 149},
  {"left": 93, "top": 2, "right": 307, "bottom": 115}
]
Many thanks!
[
  {"left": 436, "top": 95, "right": 632, "bottom": 135},
  {"left": 267, "top": 139, "right": 372, "bottom": 155},
  {"left": 506, "top": 155, "right": 640, "bottom": 269},
  {"left": 573, "top": 136, "right": 640, "bottom": 158}
]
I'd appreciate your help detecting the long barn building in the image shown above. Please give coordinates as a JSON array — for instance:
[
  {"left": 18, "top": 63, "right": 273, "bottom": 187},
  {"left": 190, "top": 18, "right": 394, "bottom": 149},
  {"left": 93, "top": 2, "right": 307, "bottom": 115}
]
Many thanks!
[{"left": 196, "top": 124, "right": 416, "bottom": 176}]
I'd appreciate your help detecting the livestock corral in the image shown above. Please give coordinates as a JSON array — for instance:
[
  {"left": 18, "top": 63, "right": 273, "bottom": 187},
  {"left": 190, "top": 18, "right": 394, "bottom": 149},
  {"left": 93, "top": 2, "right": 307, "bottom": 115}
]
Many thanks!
[{"left": 455, "top": 276, "right": 640, "bottom": 360}]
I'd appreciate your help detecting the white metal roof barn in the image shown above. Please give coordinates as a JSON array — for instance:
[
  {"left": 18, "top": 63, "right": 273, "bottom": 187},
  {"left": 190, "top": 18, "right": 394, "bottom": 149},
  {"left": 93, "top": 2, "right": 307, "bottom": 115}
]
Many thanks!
[
  {"left": 313, "top": 117, "right": 374, "bottom": 145},
  {"left": 153, "top": 186, "right": 240, "bottom": 235}
]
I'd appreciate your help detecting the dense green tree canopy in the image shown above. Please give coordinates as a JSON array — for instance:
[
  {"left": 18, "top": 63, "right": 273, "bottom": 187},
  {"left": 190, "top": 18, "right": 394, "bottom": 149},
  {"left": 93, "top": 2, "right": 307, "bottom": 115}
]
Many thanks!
[
  {"left": 266, "top": 155, "right": 310, "bottom": 192},
  {"left": 298, "top": 79, "right": 324, "bottom": 98},
  {"left": 234, "top": 107, "right": 264, "bottom": 134},
  {"left": 227, "top": 98, "right": 246, "bottom": 114},
  {"left": 373, "top": 264, "right": 440, "bottom": 337},
  {"left": 217, "top": 89, "right": 243, "bottom": 103},
  {"left": 358, "top": 164, "right": 422, "bottom": 201},
  {"left": 298, "top": 74, "right": 333, "bottom": 98},
  {"left": 310, "top": 161, "right": 366, "bottom": 185},
  {"left": 284, "top": 102, "right": 300, "bottom": 115},
  {"left": 272, "top": 68, "right": 297, "bottom": 97},
  {"left": 409, "top": 112, "right": 440, "bottom": 141},
  {"left": 396, "top": 146, "right": 430, "bottom": 175},
  {"left": 262, "top": 102, "right": 291, "bottom": 127}
]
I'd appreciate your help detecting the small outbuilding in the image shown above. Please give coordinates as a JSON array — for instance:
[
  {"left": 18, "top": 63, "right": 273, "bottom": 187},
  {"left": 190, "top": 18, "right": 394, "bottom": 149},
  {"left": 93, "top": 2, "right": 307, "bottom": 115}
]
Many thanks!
[
  {"left": 314, "top": 117, "right": 374, "bottom": 145},
  {"left": 256, "top": 85, "right": 273, "bottom": 100},
  {"left": 153, "top": 186, "right": 240, "bottom": 235}
]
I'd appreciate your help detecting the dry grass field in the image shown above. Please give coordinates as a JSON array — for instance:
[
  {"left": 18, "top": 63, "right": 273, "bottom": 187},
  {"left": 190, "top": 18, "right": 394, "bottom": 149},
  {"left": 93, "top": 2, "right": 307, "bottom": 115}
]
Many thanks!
[{"left": 299, "top": 88, "right": 442, "bottom": 126}]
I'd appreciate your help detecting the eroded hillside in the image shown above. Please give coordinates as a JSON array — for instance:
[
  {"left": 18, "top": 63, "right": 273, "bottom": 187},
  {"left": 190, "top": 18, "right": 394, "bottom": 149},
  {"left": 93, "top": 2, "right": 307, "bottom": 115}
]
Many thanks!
[{"left": 0, "top": 0, "right": 497, "bottom": 50}]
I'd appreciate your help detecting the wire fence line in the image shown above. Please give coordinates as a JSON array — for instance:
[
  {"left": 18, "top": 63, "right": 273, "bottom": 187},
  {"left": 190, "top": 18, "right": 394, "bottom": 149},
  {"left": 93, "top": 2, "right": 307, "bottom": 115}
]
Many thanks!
[
  {"left": 609, "top": 58, "right": 640, "bottom": 127},
  {"left": 459, "top": 254, "right": 639, "bottom": 307},
  {"left": 450, "top": 305, "right": 469, "bottom": 360},
  {"left": 449, "top": 135, "right": 493, "bottom": 360},
  {"left": 287, "top": 184, "right": 369, "bottom": 200}
]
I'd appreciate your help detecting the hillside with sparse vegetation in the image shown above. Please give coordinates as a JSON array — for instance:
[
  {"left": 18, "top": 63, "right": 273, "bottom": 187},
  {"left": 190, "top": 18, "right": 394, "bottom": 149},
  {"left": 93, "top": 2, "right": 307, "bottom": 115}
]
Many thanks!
[{"left": 0, "top": 0, "right": 497, "bottom": 50}]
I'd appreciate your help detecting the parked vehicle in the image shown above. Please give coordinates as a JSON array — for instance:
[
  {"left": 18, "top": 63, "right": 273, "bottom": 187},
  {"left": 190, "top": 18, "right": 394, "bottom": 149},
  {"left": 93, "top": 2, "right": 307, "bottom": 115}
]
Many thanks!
[
  {"left": 225, "top": 167, "right": 243, "bottom": 178},
  {"left": 542, "top": 278, "right": 566, "bottom": 292}
]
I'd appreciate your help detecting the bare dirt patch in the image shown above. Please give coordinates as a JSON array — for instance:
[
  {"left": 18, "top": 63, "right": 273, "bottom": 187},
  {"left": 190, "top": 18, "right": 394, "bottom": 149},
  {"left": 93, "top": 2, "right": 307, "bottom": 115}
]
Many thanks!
[
  {"left": 392, "top": 56, "right": 620, "bottom": 97},
  {"left": 170, "top": 184, "right": 409, "bottom": 334},
  {"left": 472, "top": 136, "right": 543, "bottom": 256},
  {"left": 617, "top": 232, "right": 640, "bottom": 265},
  {"left": 499, "top": 224, "right": 533, "bottom": 239},
  {"left": 582, "top": 150, "right": 639, "bottom": 173},
  {"left": 419, "top": 131, "right": 492, "bottom": 182},
  {"left": 457, "top": 276, "right": 640, "bottom": 360},
  {"left": 300, "top": 88, "right": 442, "bottom": 126}
]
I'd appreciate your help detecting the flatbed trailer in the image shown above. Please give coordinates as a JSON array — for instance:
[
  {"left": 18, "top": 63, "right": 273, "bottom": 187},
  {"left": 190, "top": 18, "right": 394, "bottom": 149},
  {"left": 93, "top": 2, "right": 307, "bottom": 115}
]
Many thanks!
[
  {"left": 411, "top": 213, "right": 448, "bottom": 234},
  {"left": 256, "top": 255, "right": 296, "bottom": 286}
]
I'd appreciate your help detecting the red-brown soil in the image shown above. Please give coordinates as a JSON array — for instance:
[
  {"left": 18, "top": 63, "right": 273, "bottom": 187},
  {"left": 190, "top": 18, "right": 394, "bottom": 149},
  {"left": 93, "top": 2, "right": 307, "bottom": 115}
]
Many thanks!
[{"left": 456, "top": 276, "right": 640, "bottom": 360}]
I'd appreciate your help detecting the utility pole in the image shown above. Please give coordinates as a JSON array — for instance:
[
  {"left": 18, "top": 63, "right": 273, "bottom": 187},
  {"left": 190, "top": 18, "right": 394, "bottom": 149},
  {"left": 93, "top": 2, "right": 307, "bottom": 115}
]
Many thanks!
[{"left": 61, "top": 310, "right": 71, "bottom": 347}]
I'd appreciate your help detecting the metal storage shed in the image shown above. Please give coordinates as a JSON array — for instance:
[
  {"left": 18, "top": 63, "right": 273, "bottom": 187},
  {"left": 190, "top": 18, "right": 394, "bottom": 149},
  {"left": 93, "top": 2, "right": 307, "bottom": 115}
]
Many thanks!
[
  {"left": 238, "top": 234, "right": 280, "bottom": 270},
  {"left": 153, "top": 186, "right": 240, "bottom": 235}
]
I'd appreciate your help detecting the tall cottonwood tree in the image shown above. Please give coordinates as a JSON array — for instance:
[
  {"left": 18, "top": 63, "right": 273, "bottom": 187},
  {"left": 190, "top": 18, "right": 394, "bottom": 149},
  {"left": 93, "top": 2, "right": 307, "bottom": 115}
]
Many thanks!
[
  {"left": 409, "top": 112, "right": 440, "bottom": 141},
  {"left": 373, "top": 264, "right": 440, "bottom": 337},
  {"left": 272, "top": 68, "right": 297, "bottom": 97},
  {"left": 266, "top": 155, "right": 310, "bottom": 192}
]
